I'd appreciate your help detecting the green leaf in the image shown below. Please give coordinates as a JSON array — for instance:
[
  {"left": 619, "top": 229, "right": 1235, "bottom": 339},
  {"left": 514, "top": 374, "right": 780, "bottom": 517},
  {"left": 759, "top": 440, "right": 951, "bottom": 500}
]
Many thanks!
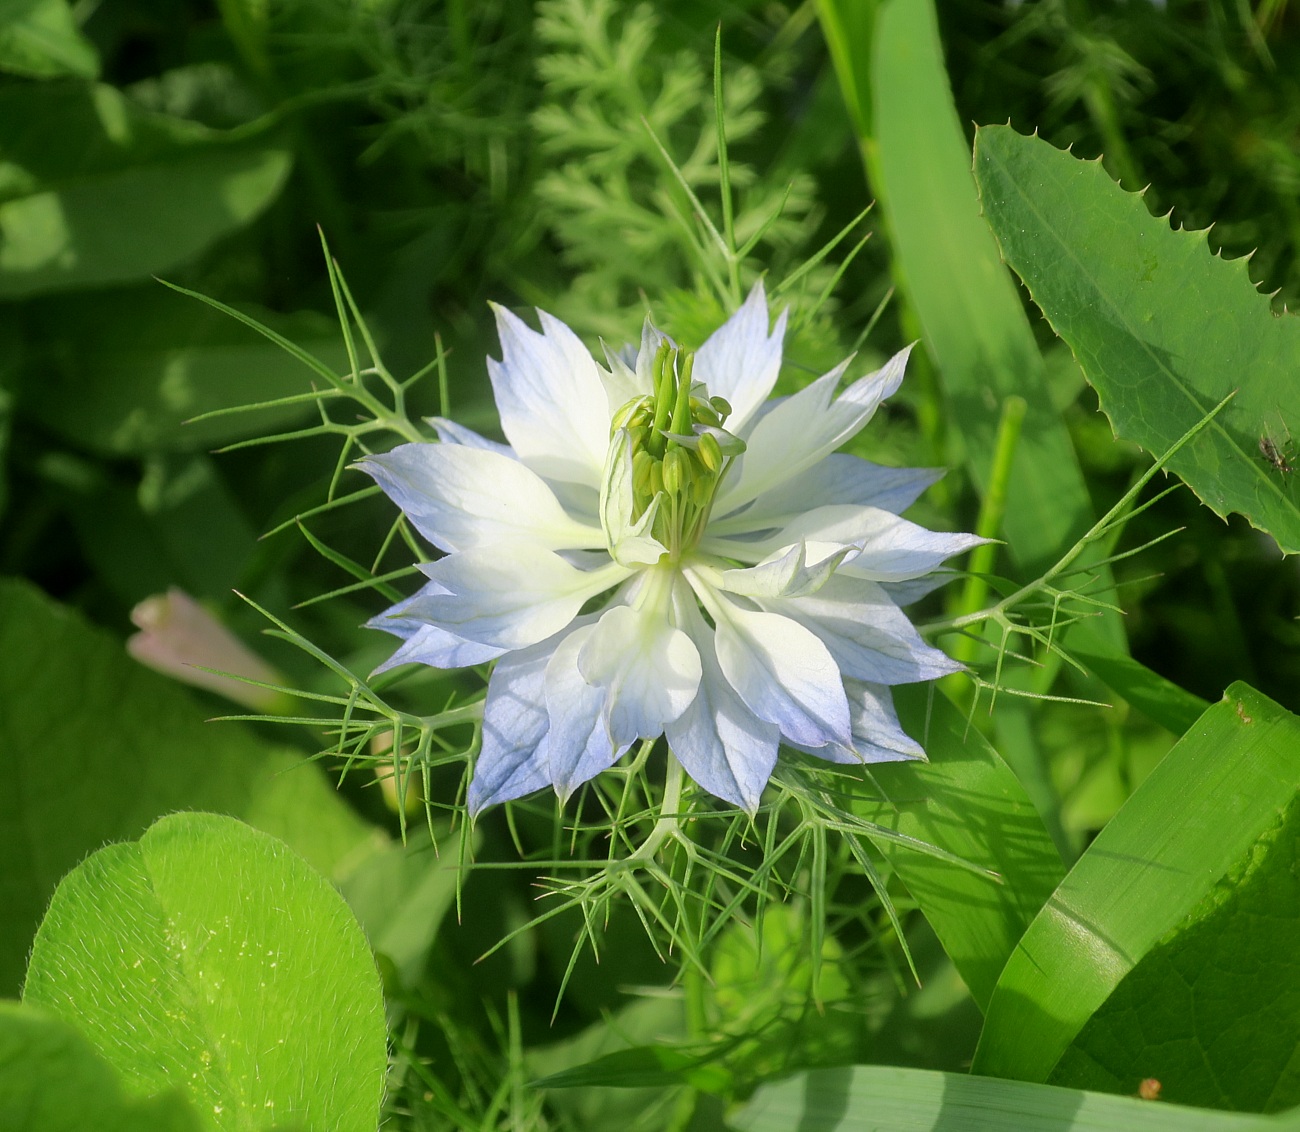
[
  {"left": 1050, "top": 786, "right": 1300, "bottom": 1111},
  {"left": 855, "top": 686, "right": 1066, "bottom": 1011},
  {"left": 0, "top": 578, "right": 375, "bottom": 996},
  {"left": 730, "top": 1064, "right": 1300, "bottom": 1131},
  {"left": 0, "top": 1001, "right": 204, "bottom": 1131},
  {"left": 973, "top": 683, "right": 1300, "bottom": 1087},
  {"left": 819, "top": 0, "right": 1115, "bottom": 600},
  {"left": 0, "top": 83, "right": 290, "bottom": 296},
  {"left": 0, "top": 0, "right": 98, "bottom": 79},
  {"left": 973, "top": 125, "right": 1300, "bottom": 554},
  {"left": 19, "top": 287, "right": 345, "bottom": 455},
  {"left": 23, "top": 813, "right": 387, "bottom": 1131},
  {"left": 340, "top": 836, "right": 464, "bottom": 985},
  {"left": 532, "top": 1044, "right": 730, "bottom": 1093},
  {"left": 1073, "top": 647, "right": 1208, "bottom": 736}
]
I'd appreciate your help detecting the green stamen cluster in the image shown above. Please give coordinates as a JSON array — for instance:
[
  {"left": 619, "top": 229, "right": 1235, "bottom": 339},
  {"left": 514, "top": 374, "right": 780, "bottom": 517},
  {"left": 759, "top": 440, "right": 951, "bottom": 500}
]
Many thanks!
[{"left": 610, "top": 340, "right": 742, "bottom": 559}]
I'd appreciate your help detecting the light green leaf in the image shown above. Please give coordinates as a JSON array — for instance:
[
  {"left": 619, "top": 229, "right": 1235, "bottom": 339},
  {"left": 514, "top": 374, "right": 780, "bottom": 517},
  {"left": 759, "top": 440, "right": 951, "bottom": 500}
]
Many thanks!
[
  {"left": 731, "top": 1064, "right": 1300, "bottom": 1131},
  {"left": 973, "top": 125, "right": 1300, "bottom": 554},
  {"left": 856, "top": 686, "right": 1066, "bottom": 1011},
  {"left": 0, "top": 0, "right": 98, "bottom": 79},
  {"left": 23, "top": 813, "right": 387, "bottom": 1132},
  {"left": 0, "top": 578, "right": 375, "bottom": 996},
  {"left": 1050, "top": 786, "right": 1300, "bottom": 1111},
  {"left": 21, "top": 287, "right": 344, "bottom": 455},
  {"left": 0, "top": 1001, "right": 204, "bottom": 1131},
  {"left": 0, "top": 83, "right": 289, "bottom": 296},
  {"left": 973, "top": 683, "right": 1300, "bottom": 1086},
  {"left": 1073, "top": 647, "right": 1208, "bottom": 736},
  {"left": 818, "top": 0, "right": 1114, "bottom": 598}
]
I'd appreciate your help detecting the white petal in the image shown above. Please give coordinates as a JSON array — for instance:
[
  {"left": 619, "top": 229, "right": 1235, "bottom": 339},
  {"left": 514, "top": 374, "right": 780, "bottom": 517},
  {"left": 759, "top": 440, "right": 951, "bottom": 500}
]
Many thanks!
[
  {"left": 577, "top": 589, "right": 702, "bottom": 748},
  {"left": 426, "top": 417, "right": 516, "bottom": 458},
  {"left": 706, "top": 503, "right": 984, "bottom": 581},
  {"left": 691, "top": 573, "right": 852, "bottom": 751},
  {"left": 718, "top": 541, "right": 854, "bottom": 600},
  {"left": 715, "top": 345, "right": 912, "bottom": 514},
  {"left": 543, "top": 625, "right": 627, "bottom": 801},
  {"left": 769, "top": 575, "right": 962, "bottom": 685},
  {"left": 601, "top": 318, "right": 661, "bottom": 413},
  {"left": 694, "top": 282, "right": 787, "bottom": 433},
  {"left": 488, "top": 304, "right": 612, "bottom": 489},
  {"left": 708, "top": 454, "right": 943, "bottom": 537},
  {"left": 410, "top": 545, "right": 628, "bottom": 649},
  {"left": 358, "top": 443, "right": 604, "bottom": 553},
  {"left": 665, "top": 590, "right": 779, "bottom": 813},
  {"left": 468, "top": 635, "right": 559, "bottom": 813}
]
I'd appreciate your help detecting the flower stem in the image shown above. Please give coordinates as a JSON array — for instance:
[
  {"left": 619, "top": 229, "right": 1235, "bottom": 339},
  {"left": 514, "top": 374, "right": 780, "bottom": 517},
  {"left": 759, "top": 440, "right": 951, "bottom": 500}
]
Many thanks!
[{"left": 626, "top": 749, "right": 687, "bottom": 864}]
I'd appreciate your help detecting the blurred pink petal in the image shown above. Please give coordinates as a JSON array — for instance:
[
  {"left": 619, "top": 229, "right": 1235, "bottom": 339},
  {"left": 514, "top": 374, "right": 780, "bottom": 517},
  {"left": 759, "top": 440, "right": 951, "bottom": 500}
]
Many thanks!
[{"left": 127, "top": 588, "right": 285, "bottom": 711}]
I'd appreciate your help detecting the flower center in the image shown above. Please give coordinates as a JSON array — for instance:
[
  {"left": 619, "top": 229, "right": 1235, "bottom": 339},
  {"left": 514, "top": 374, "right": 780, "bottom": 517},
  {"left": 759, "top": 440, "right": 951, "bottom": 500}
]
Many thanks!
[{"left": 609, "top": 340, "right": 745, "bottom": 560}]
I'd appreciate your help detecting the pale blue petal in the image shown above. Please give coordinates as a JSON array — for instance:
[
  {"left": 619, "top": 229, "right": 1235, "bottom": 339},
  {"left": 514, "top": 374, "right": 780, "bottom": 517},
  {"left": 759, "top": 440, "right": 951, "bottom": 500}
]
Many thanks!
[
  {"left": 709, "top": 454, "right": 943, "bottom": 536},
  {"left": 770, "top": 575, "right": 963, "bottom": 685},
  {"left": 426, "top": 417, "right": 515, "bottom": 458},
  {"left": 844, "top": 679, "right": 926, "bottom": 762},
  {"left": 577, "top": 595, "right": 702, "bottom": 748},
  {"left": 408, "top": 546, "right": 628, "bottom": 650},
  {"left": 694, "top": 281, "right": 787, "bottom": 433},
  {"left": 467, "top": 636, "right": 557, "bottom": 813},
  {"left": 692, "top": 576, "right": 852, "bottom": 751},
  {"left": 715, "top": 345, "right": 912, "bottom": 514},
  {"left": 366, "top": 583, "right": 506, "bottom": 670},
  {"left": 542, "top": 625, "right": 627, "bottom": 801},
  {"left": 665, "top": 590, "right": 779, "bottom": 813},
  {"left": 357, "top": 443, "right": 604, "bottom": 554},
  {"left": 488, "top": 304, "right": 612, "bottom": 489}
]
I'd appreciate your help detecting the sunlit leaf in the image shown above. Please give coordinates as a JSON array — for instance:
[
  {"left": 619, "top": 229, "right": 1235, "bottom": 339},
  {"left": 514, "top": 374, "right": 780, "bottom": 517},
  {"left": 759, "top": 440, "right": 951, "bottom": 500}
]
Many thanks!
[
  {"left": 974, "top": 683, "right": 1300, "bottom": 1096},
  {"left": 973, "top": 125, "right": 1300, "bottom": 553},
  {"left": 23, "top": 813, "right": 387, "bottom": 1131}
]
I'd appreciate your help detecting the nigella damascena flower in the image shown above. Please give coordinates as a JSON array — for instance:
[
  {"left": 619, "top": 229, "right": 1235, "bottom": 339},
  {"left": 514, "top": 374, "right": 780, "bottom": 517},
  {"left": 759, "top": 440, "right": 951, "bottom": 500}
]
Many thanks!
[{"left": 358, "top": 284, "right": 982, "bottom": 815}]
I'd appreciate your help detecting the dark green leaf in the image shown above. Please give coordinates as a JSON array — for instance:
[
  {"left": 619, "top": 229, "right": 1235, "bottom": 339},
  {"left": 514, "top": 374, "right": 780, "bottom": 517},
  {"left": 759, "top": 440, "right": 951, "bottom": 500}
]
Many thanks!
[
  {"left": 24, "top": 813, "right": 387, "bottom": 1131},
  {"left": 0, "top": 0, "right": 98, "bottom": 80},
  {"left": 20, "top": 287, "right": 344, "bottom": 455},
  {"left": 856, "top": 686, "right": 1066, "bottom": 1011},
  {"left": 974, "top": 684, "right": 1300, "bottom": 1087},
  {"left": 0, "top": 83, "right": 289, "bottom": 295},
  {"left": 973, "top": 125, "right": 1300, "bottom": 554},
  {"left": 1050, "top": 787, "right": 1300, "bottom": 1112}
]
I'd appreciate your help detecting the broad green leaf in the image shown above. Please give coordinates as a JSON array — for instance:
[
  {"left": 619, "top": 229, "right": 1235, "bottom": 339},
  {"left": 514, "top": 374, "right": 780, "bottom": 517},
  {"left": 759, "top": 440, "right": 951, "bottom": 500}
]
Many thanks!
[
  {"left": 973, "top": 125, "right": 1300, "bottom": 554},
  {"left": 0, "top": 0, "right": 98, "bottom": 79},
  {"left": 973, "top": 683, "right": 1300, "bottom": 1086},
  {"left": 20, "top": 287, "right": 344, "bottom": 455},
  {"left": 24, "top": 813, "right": 387, "bottom": 1131},
  {"left": 1073, "top": 648, "right": 1208, "bottom": 736},
  {"left": 0, "top": 578, "right": 375, "bottom": 996},
  {"left": 856, "top": 686, "right": 1066, "bottom": 1011},
  {"left": 1050, "top": 787, "right": 1300, "bottom": 1111},
  {"left": 0, "top": 83, "right": 289, "bottom": 296},
  {"left": 819, "top": 0, "right": 1115, "bottom": 603},
  {"left": 731, "top": 1064, "right": 1300, "bottom": 1132}
]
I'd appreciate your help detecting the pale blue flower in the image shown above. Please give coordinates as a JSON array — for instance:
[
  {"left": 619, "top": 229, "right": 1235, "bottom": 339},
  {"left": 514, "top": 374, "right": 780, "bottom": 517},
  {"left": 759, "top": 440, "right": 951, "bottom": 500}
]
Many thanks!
[{"left": 358, "top": 284, "right": 982, "bottom": 814}]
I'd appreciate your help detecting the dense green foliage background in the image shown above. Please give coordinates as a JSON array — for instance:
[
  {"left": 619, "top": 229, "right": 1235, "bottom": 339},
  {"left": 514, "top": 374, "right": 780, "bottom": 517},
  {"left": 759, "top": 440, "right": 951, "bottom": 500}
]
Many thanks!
[{"left": 3, "top": 0, "right": 1300, "bottom": 1129}]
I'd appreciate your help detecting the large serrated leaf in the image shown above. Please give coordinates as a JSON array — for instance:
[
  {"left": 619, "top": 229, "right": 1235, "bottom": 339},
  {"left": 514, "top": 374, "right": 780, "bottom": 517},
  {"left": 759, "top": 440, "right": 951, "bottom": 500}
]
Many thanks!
[
  {"left": 974, "top": 125, "right": 1300, "bottom": 553},
  {"left": 23, "top": 813, "right": 387, "bottom": 1131},
  {"left": 973, "top": 683, "right": 1300, "bottom": 1094}
]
